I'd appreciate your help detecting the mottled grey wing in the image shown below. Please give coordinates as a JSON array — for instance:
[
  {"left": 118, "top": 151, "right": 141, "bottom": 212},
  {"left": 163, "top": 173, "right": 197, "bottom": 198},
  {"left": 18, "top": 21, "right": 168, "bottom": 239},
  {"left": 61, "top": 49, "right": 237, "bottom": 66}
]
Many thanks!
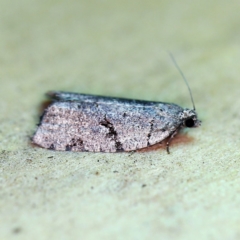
[
  {"left": 47, "top": 91, "right": 162, "bottom": 106},
  {"left": 33, "top": 93, "right": 184, "bottom": 152}
]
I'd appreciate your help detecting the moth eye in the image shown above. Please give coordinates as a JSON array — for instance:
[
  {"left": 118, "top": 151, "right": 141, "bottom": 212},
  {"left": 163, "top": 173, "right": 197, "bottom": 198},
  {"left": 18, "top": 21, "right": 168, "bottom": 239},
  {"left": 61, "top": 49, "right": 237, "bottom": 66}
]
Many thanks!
[{"left": 185, "top": 118, "right": 195, "bottom": 128}]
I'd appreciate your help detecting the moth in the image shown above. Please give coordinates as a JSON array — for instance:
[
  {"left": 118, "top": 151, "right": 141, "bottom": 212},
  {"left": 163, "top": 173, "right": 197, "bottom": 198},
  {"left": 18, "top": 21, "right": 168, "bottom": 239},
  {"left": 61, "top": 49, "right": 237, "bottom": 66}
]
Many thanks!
[{"left": 32, "top": 56, "right": 201, "bottom": 153}]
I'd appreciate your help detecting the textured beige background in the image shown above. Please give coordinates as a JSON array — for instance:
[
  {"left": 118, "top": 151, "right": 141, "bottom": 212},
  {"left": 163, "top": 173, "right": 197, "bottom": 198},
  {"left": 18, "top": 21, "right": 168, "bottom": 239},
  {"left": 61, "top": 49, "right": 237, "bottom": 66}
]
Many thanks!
[{"left": 1, "top": 0, "right": 240, "bottom": 239}]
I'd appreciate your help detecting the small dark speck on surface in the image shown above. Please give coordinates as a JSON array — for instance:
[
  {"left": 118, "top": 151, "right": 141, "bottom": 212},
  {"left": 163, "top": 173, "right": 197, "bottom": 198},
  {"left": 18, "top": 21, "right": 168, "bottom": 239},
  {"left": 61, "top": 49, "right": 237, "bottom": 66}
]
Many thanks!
[
  {"left": 142, "top": 184, "right": 147, "bottom": 188},
  {"left": 12, "top": 227, "right": 22, "bottom": 234}
]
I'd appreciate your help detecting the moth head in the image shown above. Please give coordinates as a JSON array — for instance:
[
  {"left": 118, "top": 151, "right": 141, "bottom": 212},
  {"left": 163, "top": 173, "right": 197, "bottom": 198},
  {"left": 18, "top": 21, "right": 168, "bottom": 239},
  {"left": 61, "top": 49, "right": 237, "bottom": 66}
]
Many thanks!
[
  {"left": 181, "top": 109, "right": 201, "bottom": 128},
  {"left": 169, "top": 53, "right": 201, "bottom": 129}
]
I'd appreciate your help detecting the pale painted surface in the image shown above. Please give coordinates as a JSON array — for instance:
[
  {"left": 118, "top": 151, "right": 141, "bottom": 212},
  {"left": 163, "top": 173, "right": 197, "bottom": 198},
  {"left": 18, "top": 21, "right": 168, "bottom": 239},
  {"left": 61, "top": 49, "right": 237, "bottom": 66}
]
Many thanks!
[{"left": 0, "top": 0, "right": 240, "bottom": 239}]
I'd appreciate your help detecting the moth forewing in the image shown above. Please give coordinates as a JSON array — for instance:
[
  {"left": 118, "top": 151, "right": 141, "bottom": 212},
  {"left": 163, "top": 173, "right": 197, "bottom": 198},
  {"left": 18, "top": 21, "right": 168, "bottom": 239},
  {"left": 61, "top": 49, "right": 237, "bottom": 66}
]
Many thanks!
[{"left": 33, "top": 93, "right": 199, "bottom": 152}]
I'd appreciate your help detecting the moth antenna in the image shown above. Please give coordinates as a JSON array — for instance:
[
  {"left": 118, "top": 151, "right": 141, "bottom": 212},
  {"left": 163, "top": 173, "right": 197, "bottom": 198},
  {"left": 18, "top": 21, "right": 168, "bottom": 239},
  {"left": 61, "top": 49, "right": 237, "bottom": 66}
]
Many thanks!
[{"left": 169, "top": 53, "right": 196, "bottom": 110}]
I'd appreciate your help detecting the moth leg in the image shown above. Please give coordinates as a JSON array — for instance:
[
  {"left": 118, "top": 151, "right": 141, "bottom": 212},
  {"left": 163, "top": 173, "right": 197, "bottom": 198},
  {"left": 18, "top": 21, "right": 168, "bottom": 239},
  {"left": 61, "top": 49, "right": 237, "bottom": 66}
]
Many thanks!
[{"left": 166, "top": 130, "right": 178, "bottom": 154}]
